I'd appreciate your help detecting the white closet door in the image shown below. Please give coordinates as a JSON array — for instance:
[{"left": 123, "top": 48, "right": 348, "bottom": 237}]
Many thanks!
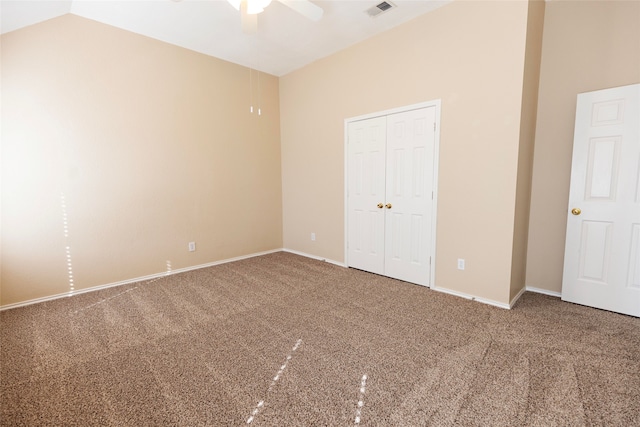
[
  {"left": 347, "top": 116, "right": 387, "bottom": 275},
  {"left": 384, "top": 107, "right": 436, "bottom": 286},
  {"left": 562, "top": 83, "right": 640, "bottom": 317}
]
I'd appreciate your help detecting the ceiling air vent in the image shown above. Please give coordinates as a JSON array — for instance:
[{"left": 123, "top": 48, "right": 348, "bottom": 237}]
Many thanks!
[{"left": 366, "top": 1, "right": 397, "bottom": 18}]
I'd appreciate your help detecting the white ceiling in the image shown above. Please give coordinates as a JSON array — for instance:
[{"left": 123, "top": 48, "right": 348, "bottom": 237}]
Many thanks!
[{"left": 0, "top": 0, "right": 450, "bottom": 76}]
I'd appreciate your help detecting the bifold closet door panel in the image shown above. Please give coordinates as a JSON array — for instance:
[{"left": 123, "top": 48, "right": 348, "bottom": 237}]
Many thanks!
[
  {"left": 384, "top": 107, "right": 436, "bottom": 286},
  {"left": 347, "top": 116, "right": 387, "bottom": 275}
]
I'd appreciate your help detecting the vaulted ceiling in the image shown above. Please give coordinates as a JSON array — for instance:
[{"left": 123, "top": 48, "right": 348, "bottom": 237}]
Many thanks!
[{"left": 0, "top": 0, "right": 450, "bottom": 76}]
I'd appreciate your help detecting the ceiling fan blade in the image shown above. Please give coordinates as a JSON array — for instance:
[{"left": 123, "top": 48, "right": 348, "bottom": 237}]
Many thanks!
[
  {"left": 276, "top": 0, "right": 323, "bottom": 22},
  {"left": 240, "top": 0, "right": 258, "bottom": 34}
]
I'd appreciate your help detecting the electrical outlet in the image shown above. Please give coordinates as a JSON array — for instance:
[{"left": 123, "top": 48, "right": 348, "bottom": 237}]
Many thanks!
[
  {"left": 457, "top": 259, "right": 465, "bottom": 270},
  {"left": 311, "top": 233, "right": 316, "bottom": 241},
  {"left": 188, "top": 242, "right": 196, "bottom": 252}
]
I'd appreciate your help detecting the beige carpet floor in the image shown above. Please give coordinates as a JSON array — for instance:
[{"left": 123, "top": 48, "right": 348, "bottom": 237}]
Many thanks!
[{"left": 1, "top": 251, "right": 639, "bottom": 426}]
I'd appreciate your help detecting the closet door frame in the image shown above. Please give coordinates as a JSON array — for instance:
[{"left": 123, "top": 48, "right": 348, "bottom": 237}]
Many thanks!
[{"left": 344, "top": 100, "right": 441, "bottom": 287}]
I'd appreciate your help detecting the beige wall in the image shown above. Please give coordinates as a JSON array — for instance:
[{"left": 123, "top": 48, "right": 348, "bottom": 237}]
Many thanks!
[
  {"left": 281, "top": 0, "right": 532, "bottom": 305},
  {"left": 6, "top": 1, "right": 635, "bottom": 308},
  {"left": 1, "top": 15, "right": 283, "bottom": 306},
  {"left": 510, "top": 0, "right": 545, "bottom": 301},
  {"left": 526, "top": 0, "right": 640, "bottom": 294}
]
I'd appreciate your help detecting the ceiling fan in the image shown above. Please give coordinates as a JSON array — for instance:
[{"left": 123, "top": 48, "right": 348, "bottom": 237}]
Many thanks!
[{"left": 226, "top": 0, "right": 324, "bottom": 33}]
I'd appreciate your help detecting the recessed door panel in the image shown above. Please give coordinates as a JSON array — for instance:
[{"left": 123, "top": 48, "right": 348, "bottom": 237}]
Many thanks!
[
  {"left": 366, "top": 210, "right": 382, "bottom": 256},
  {"left": 352, "top": 209, "right": 364, "bottom": 252},
  {"left": 393, "top": 149, "right": 405, "bottom": 197},
  {"left": 368, "top": 151, "right": 382, "bottom": 196},
  {"left": 350, "top": 209, "right": 384, "bottom": 257},
  {"left": 394, "top": 122, "right": 405, "bottom": 139},
  {"left": 412, "top": 147, "right": 426, "bottom": 198},
  {"left": 585, "top": 137, "right": 621, "bottom": 201},
  {"left": 389, "top": 212, "right": 403, "bottom": 261},
  {"left": 410, "top": 214, "right": 423, "bottom": 264},
  {"left": 591, "top": 99, "right": 625, "bottom": 126},
  {"left": 578, "top": 221, "right": 612, "bottom": 283},
  {"left": 353, "top": 153, "right": 364, "bottom": 196}
]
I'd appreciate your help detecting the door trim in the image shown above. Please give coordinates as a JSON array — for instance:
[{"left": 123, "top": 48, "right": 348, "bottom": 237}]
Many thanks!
[{"left": 344, "top": 100, "right": 441, "bottom": 287}]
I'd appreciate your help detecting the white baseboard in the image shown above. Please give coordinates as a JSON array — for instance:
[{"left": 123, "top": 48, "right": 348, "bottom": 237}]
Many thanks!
[
  {"left": 429, "top": 285, "right": 556, "bottom": 310},
  {"left": 1, "top": 249, "right": 557, "bottom": 312},
  {"left": 430, "top": 285, "right": 511, "bottom": 310},
  {"left": 285, "top": 251, "right": 521, "bottom": 311},
  {"left": 281, "top": 248, "right": 346, "bottom": 267},
  {"left": 509, "top": 286, "right": 527, "bottom": 308},
  {"left": 281, "top": 251, "right": 520, "bottom": 310},
  {"left": 0, "top": 248, "right": 282, "bottom": 311},
  {"left": 525, "top": 286, "right": 562, "bottom": 298}
]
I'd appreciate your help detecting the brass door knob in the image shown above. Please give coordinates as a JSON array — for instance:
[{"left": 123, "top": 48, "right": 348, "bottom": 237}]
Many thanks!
[
  {"left": 377, "top": 203, "right": 384, "bottom": 209},
  {"left": 571, "top": 208, "right": 581, "bottom": 216},
  {"left": 385, "top": 203, "right": 392, "bottom": 209}
]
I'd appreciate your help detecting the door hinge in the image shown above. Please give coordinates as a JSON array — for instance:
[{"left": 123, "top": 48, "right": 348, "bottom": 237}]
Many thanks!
[{"left": 433, "top": 122, "right": 436, "bottom": 131}]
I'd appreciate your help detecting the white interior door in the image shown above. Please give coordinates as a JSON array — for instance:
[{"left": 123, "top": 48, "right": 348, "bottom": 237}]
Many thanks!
[
  {"left": 384, "top": 108, "right": 436, "bottom": 285},
  {"left": 347, "top": 105, "right": 437, "bottom": 286},
  {"left": 347, "top": 116, "right": 386, "bottom": 275},
  {"left": 562, "top": 83, "right": 640, "bottom": 317}
]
